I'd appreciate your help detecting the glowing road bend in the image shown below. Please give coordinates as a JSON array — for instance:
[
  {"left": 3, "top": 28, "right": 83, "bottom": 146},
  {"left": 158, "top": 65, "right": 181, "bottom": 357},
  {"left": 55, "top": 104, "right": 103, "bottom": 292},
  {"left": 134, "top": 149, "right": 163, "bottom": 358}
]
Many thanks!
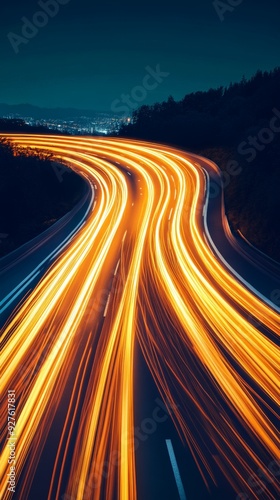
[{"left": 1, "top": 135, "right": 279, "bottom": 500}]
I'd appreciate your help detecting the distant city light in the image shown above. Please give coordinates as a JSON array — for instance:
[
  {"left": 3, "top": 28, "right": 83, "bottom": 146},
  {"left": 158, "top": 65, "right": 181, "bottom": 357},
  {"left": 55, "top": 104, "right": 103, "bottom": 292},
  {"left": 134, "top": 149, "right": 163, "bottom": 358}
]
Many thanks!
[{"left": 1, "top": 112, "right": 125, "bottom": 135}]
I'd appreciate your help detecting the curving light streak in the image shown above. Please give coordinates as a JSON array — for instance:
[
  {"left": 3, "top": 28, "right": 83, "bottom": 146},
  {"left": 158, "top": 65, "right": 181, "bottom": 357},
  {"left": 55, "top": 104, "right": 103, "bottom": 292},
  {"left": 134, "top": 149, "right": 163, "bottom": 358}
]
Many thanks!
[{"left": 0, "top": 135, "right": 279, "bottom": 500}]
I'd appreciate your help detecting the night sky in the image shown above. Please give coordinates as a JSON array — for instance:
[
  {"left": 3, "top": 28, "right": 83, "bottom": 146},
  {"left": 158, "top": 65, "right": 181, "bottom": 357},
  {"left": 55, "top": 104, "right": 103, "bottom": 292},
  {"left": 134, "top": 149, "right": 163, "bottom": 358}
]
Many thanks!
[{"left": 1, "top": 0, "right": 279, "bottom": 112}]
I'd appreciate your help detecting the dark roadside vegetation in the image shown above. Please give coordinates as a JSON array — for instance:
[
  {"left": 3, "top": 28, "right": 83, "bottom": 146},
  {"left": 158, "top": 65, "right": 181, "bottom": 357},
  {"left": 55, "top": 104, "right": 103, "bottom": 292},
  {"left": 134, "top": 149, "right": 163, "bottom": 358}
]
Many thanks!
[
  {"left": 0, "top": 137, "right": 85, "bottom": 257},
  {"left": 119, "top": 68, "right": 280, "bottom": 261}
]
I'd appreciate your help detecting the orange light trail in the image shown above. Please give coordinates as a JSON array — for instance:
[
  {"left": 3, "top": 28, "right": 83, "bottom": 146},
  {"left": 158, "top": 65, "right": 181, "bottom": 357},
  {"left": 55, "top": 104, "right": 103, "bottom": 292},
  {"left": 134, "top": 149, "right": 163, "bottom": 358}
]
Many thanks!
[{"left": 0, "top": 135, "right": 279, "bottom": 500}]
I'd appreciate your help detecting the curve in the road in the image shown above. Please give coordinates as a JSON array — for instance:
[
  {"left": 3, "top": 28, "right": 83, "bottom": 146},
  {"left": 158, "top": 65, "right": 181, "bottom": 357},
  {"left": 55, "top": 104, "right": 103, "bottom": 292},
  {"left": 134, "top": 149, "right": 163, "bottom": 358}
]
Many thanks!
[{"left": 1, "top": 135, "right": 279, "bottom": 500}]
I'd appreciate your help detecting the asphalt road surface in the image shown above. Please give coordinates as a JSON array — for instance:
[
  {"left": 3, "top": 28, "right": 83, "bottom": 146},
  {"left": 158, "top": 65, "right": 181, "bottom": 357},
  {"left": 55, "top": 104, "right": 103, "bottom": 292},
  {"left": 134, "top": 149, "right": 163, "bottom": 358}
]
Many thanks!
[{"left": 1, "top": 135, "right": 279, "bottom": 500}]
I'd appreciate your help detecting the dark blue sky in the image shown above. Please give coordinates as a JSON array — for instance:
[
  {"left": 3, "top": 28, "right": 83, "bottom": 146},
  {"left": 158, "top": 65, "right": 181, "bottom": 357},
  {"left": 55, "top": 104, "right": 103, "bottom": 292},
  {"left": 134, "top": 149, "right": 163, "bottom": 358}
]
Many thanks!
[{"left": 1, "top": 0, "right": 279, "bottom": 111}]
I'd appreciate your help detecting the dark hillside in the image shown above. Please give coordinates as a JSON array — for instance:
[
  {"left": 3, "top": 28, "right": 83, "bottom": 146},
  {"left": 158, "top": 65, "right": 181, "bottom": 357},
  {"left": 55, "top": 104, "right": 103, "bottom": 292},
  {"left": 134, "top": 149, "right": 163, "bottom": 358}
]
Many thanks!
[{"left": 119, "top": 68, "right": 280, "bottom": 261}]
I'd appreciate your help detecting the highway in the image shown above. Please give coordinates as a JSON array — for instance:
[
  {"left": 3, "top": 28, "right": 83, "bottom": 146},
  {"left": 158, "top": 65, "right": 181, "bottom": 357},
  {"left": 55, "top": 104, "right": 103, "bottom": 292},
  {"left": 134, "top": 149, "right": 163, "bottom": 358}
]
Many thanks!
[
  {"left": 1, "top": 135, "right": 279, "bottom": 500},
  {"left": 0, "top": 178, "right": 93, "bottom": 327}
]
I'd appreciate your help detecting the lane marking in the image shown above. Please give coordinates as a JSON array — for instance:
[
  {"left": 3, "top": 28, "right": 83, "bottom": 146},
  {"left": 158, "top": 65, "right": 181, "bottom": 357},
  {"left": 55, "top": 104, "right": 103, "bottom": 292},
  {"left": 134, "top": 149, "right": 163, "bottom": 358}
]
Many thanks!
[
  {"left": 168, "top": 208, "right": 173, "bottom": 221},
  {"left": 202, "top": 169, "right": 280, "bottom": 313},
  {"left": 114, "top": 259, "right": 120, "bottom": 276},
  {"left": 103, "top": 293, "right": 111, "bottom": 317},
  {"left": 0, "top": 271, "right": 41, "bottom": 314},
  {"left": 0, "top": 268, "right": 40, "bottom": 307},
  {"left": 166, "top": 439, "right": 187, "bottom": 500}
]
